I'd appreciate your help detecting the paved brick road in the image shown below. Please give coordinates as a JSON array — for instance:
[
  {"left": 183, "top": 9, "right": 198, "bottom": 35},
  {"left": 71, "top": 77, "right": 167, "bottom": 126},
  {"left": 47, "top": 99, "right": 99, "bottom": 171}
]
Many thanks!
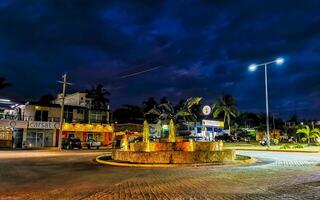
[{"left": 0, "top": 150, "right": 319, "bottom": 200}]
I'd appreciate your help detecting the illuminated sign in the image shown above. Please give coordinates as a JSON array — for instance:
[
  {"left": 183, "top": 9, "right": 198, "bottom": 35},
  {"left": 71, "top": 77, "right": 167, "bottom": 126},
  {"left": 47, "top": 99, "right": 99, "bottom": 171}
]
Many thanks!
[
  {"left": 202, "top": 120, "right": 224, "bottom": 128},
  {"left": 202, "top": 105, "right": 211, "bottom": 115},
  {"left": 62, "top": 123, "right": 113, "bottom": 132},
  {"left": 28, "top": 121, "right": 60, "bottom": 129}
]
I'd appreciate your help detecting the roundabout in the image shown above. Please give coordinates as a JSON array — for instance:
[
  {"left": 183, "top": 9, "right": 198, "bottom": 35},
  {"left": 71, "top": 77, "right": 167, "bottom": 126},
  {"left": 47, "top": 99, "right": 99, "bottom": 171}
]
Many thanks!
[
  {"left": 100, "top": 120, "right": 256, "bottom": 167},
  {"left": 96, "top": 154, "right": 256, "bottom": 168}
]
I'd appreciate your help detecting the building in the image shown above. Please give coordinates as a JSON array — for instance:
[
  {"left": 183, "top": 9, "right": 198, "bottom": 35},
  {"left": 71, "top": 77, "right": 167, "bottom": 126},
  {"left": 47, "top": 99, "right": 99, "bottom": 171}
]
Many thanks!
[
  {"left": 53, "top": 92, "right": 110, "bottom": 124},
  {"left": 0, "top": 92, "right": 113, "bottom": 148},
  {"left": 191, "top": 120, "right": 224, "bottom": 141}
]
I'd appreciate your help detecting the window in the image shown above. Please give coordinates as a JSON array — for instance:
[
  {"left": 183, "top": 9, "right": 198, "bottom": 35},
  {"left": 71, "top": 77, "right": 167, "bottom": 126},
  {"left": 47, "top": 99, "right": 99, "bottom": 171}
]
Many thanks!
[
  {"left": 197, "top": 127, "right": 202, "bottom": 133},
  {"left": 64, "top": 108, "right": 73, "bottom": 123},
  {"left": 89, "top": 111, "right": 107, "bottom": 123},
  {"left": 77, "top": 109, "right": 84, "bottom": 114},
  {"left": 35, "top": 110, "right": 48, "bottom": 121},
  {"left": 87, "top": 133, "right": 93, "bottom": 141}
]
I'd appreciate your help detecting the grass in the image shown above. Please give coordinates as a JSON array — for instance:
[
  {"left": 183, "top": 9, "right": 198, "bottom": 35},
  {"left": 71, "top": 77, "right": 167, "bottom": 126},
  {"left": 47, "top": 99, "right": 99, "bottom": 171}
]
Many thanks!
[{"left": 224, "top": 142, "right": 320, "bottom": 152}]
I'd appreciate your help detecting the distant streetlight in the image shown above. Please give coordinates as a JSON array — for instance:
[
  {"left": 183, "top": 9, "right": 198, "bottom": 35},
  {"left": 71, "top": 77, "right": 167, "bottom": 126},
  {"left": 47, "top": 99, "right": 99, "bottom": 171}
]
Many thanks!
[{"left": 248, "top": 57, "right": 284, "bottom": 148}]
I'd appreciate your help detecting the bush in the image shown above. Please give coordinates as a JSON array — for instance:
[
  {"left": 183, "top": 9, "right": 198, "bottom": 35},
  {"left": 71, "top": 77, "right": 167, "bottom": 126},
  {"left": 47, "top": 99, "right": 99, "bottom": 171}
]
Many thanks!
[
  {"left": 271, "top": 138, "right": 279, "bottom": 145},
  {"left": 280, "top": 144, "right": 291, "bottom": 149},
  {"left": 293, "top": 143, "right": 304, "bottom": 149},
  {"left": 301, "top": 137, "right": 307, "bottom": 143},
  {"left": 288, "top": 138, "right": 295, "bottom": 143}
]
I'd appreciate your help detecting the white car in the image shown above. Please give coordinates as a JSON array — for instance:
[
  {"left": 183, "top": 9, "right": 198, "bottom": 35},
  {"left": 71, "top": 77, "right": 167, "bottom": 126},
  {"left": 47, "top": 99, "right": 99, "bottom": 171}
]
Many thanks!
[{"left": 85, "top": 139, "right": 101, "bottom": 149}]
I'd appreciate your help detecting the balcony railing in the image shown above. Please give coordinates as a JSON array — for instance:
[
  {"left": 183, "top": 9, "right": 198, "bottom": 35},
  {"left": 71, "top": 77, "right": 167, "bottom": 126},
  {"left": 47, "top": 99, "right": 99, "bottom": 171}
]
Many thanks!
[{"left": 0, "top": 114, "right": 108, "bottom": 124}]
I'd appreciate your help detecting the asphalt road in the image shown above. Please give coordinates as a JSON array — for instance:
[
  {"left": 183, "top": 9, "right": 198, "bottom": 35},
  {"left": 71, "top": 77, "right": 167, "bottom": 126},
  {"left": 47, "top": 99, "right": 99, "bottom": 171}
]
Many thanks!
[{"left": 0, "top": 150, "right": 319, "bottom": 200}]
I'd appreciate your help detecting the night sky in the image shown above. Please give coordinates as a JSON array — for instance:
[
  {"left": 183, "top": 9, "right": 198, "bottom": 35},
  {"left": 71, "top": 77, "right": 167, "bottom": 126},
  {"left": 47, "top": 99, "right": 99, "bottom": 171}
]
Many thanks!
[{"left": 1, "top": 0, "right": 320, "bottom": 119}]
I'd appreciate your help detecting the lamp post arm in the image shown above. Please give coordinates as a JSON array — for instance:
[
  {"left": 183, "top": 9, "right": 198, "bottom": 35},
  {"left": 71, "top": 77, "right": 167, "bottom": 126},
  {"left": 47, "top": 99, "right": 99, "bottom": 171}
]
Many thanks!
[{"left": 255, "top": 60, "right": 277, "bottom": 68}]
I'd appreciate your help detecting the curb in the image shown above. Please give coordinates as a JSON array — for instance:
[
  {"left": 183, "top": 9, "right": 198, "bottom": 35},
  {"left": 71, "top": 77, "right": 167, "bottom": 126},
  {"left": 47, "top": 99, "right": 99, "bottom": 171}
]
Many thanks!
[
  {"left": 95, "top": 155, "right": 256, "bottom": 168},
  {"left": 232, "top": 148, "right": 320, "bottom": 153}
]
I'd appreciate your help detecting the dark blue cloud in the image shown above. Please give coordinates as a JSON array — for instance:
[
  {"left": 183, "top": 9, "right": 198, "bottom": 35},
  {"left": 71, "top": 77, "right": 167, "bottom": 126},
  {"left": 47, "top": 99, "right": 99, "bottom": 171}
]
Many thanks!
[{"left": 0, "top": 0, "right": 320, "bottom": 119}]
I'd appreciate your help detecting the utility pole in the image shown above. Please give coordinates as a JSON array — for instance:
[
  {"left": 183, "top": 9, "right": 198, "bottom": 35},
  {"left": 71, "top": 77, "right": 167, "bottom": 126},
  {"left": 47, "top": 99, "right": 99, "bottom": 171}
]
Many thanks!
[{"left": 58, "top": 74, "right": 72, "bottom": 150}]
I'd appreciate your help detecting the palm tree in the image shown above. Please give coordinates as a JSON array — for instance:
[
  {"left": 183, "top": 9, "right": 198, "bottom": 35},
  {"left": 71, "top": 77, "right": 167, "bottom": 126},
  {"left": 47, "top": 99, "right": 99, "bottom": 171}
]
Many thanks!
[
  {"left": 0, "top": 77, "right": 11, "bottom": 90},
  {"left": 143, "top": 97, "right": 158, "bottom": 123},
  {"left": 146, "top": 100, "right": 174, "bottom": 123},
  {"left": 142, "top": 97, "right": 158, "bottom": 112},
  {"left": 175, "top": 97, "right": 202, "bottom": 130},
  {"left": 212, "top": 94, "right": 238, "bottom": 134},
  {"left": 86, "top": 84, "right": 110, "bottom": 110},
  {"left": 145, "top": 99, "right": 175, "bottom": 138},
  {"left": 296, "top": 125, "right": 320, "bottom": 144}
]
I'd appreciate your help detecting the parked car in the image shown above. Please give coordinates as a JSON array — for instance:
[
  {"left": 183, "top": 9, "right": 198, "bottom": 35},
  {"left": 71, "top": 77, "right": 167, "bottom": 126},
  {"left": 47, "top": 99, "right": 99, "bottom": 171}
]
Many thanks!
[
  {"left": 85, "top": 139, "right": 101, "bottom": 149},
  {"left": 62, "top": 138, "right": 82, "bottom": 150}
]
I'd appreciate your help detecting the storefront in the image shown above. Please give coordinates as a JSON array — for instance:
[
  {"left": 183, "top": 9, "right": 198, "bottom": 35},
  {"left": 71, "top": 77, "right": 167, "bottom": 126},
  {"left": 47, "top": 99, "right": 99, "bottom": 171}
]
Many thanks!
[
  {"left": 0, "top": 128, "right": 12, "bottom": 148},
  {"left": 0, "top": 119, "right": 28, "bottom": 148},
  {"left": 25, "top": 129, "right": 55, "bottom": 148},
  {"left": 191, "top": 120, "right": 224, "bottom": 141},
  {"left": 24, "top": 121, "right": 59, "bottom": 148},
  {"left": 62, "top": 123, "right": 114, "bottom": 145}
]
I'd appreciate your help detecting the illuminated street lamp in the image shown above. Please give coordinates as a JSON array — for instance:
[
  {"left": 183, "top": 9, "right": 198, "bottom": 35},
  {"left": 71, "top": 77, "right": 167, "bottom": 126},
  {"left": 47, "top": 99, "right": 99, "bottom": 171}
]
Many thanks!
[{"left": 248, "top": 57, "right": 284, "bottom": 148}]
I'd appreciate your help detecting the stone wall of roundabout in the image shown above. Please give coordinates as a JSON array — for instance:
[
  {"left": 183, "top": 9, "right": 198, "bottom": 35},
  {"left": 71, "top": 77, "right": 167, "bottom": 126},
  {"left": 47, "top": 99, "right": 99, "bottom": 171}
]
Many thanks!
[{"left": 96, "top": 141, "right": 256, "bottom": 167}]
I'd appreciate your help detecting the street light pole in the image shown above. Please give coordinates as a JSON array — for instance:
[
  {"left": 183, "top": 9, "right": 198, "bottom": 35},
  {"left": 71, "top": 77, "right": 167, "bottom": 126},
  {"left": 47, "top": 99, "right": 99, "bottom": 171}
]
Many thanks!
[
  {"left": 264, "top": 64, "right": 270, "bottom": 148},
  {"left": 248, "top": 57, "right": 284, "bottom": 149}
]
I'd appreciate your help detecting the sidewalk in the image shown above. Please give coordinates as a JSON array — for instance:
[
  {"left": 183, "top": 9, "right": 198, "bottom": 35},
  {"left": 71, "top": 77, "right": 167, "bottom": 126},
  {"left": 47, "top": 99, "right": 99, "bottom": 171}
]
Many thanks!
[
  {"left": 0, "top": 145, "right": 113, "bottom": 151},
  {"left": 224, "top": 142, "right": 320, "bottom": 153}
]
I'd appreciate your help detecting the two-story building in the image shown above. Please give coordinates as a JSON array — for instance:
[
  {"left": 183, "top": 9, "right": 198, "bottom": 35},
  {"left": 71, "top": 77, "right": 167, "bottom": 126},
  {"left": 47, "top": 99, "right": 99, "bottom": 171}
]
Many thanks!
[{"left": 0, "top": 92, "right": 113, "bottom": 148}]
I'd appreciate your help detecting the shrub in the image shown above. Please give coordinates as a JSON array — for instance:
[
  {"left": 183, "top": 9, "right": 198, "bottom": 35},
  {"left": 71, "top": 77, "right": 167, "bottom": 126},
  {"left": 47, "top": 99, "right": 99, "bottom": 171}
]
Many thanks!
[
  {"left": 301, "top": 137, "right": 307, "bottom": 143},
  {"left": 280, "top": 144, "right": 291, "bottom": 149},
  {"left": 271, "top": 138, "right": 279, "bottom": 145},
  {"left": 288, "top": 138, "right": 295, "bottom": 143},
  {"left": 293, "top": 143, "right": 304, "bottom": 149}
]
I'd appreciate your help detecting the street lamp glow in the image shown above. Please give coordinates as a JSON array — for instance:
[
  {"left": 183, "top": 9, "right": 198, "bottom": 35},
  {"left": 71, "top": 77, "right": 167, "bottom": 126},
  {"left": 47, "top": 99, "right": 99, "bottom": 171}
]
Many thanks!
[
  {"left": 248, "top": 64, "right": 257, "bottom": 72},
  {"left": 275, "top": 57, "right": 284, "bottom": 65},
  {"left": 0, "top": 98, "right": 11, "bottom": 102}
]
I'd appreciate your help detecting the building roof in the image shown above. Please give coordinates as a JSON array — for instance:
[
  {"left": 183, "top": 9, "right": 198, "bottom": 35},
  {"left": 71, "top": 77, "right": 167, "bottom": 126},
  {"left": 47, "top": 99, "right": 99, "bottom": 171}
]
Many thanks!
[
  {"left": 26, "top": 102, "right": 88, "bottom": 109},
  {"left": 114, "top": 123, "right": 143, "bottom": 132}
]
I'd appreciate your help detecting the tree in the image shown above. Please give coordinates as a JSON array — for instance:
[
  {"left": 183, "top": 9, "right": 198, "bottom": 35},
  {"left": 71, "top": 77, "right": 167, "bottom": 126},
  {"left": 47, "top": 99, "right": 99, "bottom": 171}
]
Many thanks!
[
  {"left": 143, "top": 97, "right": 158, "bottom": 123},
  {"left": 296, "top": 125, "right": 320, "bottom": 144},
  {"left": 236, "top": 112, "right": 261, "bottom": 128},
  {"left": 113, "top": 105, "right": 144, "bottom": 124},
  {"left": 146, "top": 98, "right": 175, "bottom": 123},
  {"left": 86, "top": 84, "right": 110, "bottom": 110},
  {"left": 0, "top": 77, "right": 11, "bottom": 90},
  {"left": 212, "top": 94, "right": 238, "bottom": 134},
  {"left": 175, "top": 97, "right": 202, "bottom": 130},
  {"left": 142, "top": 97, "right": 158, "bottom": 112}
]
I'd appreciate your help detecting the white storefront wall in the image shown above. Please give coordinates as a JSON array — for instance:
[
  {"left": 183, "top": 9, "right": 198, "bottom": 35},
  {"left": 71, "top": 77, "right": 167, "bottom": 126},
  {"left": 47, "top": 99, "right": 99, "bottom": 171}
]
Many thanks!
[{"left": 0, "top": 120, "right": 59, "bottom": 148}]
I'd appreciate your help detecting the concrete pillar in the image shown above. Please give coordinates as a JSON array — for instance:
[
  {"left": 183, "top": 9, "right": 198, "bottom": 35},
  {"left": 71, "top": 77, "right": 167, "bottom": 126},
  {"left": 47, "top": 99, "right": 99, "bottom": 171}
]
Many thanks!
[
  {"left": 22, "top": 128, "right": 27, "bottom": 142},
  {"left": 22, "top": 128, "right": 27, "bottom": 148},
  {"left": 52, "top": 129, "right": 56, "bottom": 147}
]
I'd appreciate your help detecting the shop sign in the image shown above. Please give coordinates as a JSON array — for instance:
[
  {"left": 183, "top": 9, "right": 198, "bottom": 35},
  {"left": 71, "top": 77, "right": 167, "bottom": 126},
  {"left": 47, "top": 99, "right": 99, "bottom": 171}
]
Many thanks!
[
  {"left": 62, "top": 123, "right": 113, "bottom": 132},
  {"left": 28, "top": 121, "right": 60, "bottom": 129},
  {"left": 0, "top": 120, "right": 28, "bottom": 128},
  {"left": 202, "top": 120, "right": 224, "bottom": 127}
]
